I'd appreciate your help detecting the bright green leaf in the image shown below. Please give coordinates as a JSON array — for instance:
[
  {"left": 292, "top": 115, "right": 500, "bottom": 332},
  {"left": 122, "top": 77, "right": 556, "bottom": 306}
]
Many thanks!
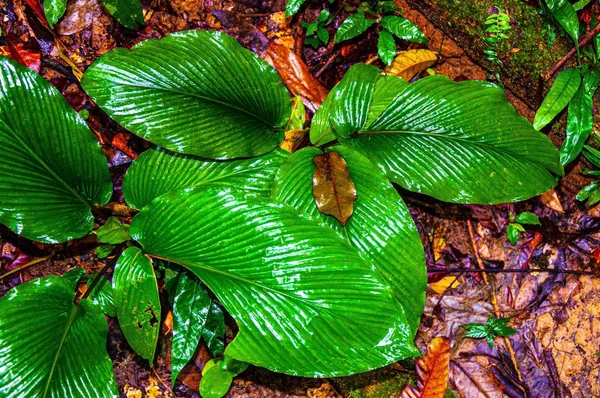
[
  {"left": 101, "top": 0, "right": 144, "bottom": 29},
  {"left": 365, "top": 74, "right": 408, "bottom": 126},
  {"left": 487, "top": 316, "right": 518, "bottom": 337},
  {"left": 330, "top": 63, "right": 380, "bottom": 138},
  {"left": 61, "top": 267, "right": 87, "bottom": 289},
  {"left": 82, "top": 30, "right": 291, "bottom": 160},
  {"left": 560, "top": 70, "right": 600, "bottom": 166},
  {"left": 380, "top": 16, "right": 428, "bottom": 44},
  {"left": 0, "top": 276, "right": 118, "bottom": 397},
  {"left": 378, "top": 30, "right": 397, "bottom": 66},
  {"left": 309, "top": 91, "right": 336, "bottom": 146},
  {"left": 506, "top": 223, "right": 521, "bottom": 244},
  {"left": 552, "top": 2, "right": 580, "bottom": 45},
  {"left": 285, "top": 96, "right": 306, "bottom": 131},
  {"left": 285, "top": 0, "right": 306, "bottom": 17},
  {"left": 533, "top": 68, "right": 581, "bottom": 130},
  {"left": 317, "top": 26, "right": 330, "bottom": 45},
  {"left": 113, "top": 247, "right": 160, "bottom": 363},
  {"left": 123, "top": 148, "right": 289, "bottom": 210},
  {"left": 316, "top": 8, "right": 330, "bottom": 23},
  {"left": 514, "top": 211, "right": 540, "bottom": 225},
  {"left": 44, "top": 0, "right": 67, "bottom": 27},
  {"left": 272, "top": 146, "right": 426, "bottom": 336},
  {"left": 346, "top": 75, "right": 563, "bottom": 204},
  {"left": 0, "top": 57, "right": 112, "bottom": 243},
  {"left": 461, "top": 323, "right": 490, "bottom": 339},
  {"left": 334, "top": 12, "right": 376, "bottom": 44},
  {"left": 87, "top": 274, "right": 117, "bottom": 317},
  {"left": 199, "top": 363, "right": 234, "bottom": 398},
  {"left": 222, "top": 356, "right": 249, "bottom": 376},
  {"left": 171, "top": 272, "right": 212, "bottom": 384},
  {"left": 576, "top": 182, "right": 599, "bottom": 201},
  {"left": 95, "top": 216, "right": 130, "bottom": 244},
  {"left": 203, "top": 299, "right": 225, "bottom": 356},
  {"left": 96, "top": 244, "right": 115, "bottom": 259},
  {"left": 486, "top": 335, "right": 495, "bottom": 348},
  {"left": 131, "top": 187, "right": 418, "bottom": 376},
  {"left": 583, "top": 145, "right": 600, "bottom": 168}
]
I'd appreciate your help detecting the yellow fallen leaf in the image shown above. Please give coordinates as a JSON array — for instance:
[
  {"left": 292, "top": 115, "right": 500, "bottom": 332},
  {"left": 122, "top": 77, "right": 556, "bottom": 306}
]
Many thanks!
[
  {"left": 385, "top": 49, "right": 437, "bottom": 81},
  {"left": 429, "top": 276, "right": 460, "bottom": 295},
  {"left": 280, "top": 129, "right": 307, "bottom": 153},
  {"left": 540, "top": 188, "right": 564, "bottom": 213}
]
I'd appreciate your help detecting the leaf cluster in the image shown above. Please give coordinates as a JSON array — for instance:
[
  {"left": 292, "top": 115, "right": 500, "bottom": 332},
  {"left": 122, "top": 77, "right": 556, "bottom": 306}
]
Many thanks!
[
  {"left": 462, "top": 316, "right": 518, "bottom": 348},
  {"left": 506, "top": 211, "right": 541, "bottom": 245},
  {"left": 482, "top": 11, "right": 512, "bottom": 81}
]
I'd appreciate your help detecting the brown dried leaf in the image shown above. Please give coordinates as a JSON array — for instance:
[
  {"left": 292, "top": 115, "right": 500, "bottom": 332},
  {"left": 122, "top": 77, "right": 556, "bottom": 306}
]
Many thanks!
[
  {"left": 540, "top": 188, "right": 564, "bottom": 213},
  {"left": 402, "top": 337, "right": 451, "bottom": 398},
  {"left": 312, "top": 152, "right": 357, "bottom": 226},
  {"left": 266, "top": 42, "right": 328, "bottom": 113},
  {"left": 385, "top": 49, "right": 437, "bottom": 81}
]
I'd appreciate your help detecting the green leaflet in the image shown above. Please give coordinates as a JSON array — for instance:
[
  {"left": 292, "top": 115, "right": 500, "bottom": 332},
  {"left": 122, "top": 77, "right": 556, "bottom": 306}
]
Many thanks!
[
  {"left": 44, "top": 0, "right": 67, "bottom": 27},
  {"left": 200, "top": 357, "right": 249, "bottom": 398},
  {"left": 378, "top": 30, "right": 397, "bottom": 66},
  {"left": 113, "top": 247, "right": 161, "bottom": 363},
  {"left": 344, "top": 74, "right": 563, "bottom": 204},
  {"left": 330, "top": 63, "right": 381, "bottom": 138},
  {"left": 202, "top": 298, "right": 225, "bottom": 356},
  {"left": 123, "top": 148, "right": 289, "bottom": 210},
  {"left": 171, "top": 272, "right": 212, "bottom": 384},
  {"left": 0, "top": 276, "right": 118, "bottom": 398},
  {"left": 95, "top": 216, "right": 130, "bottom": 244},
  {"left": 334, "top": 12, "right": 376, "bottom": 44},
  {"left": 131, "top": 187, "right": 418, "bottom": 377},
  {"left": 285, "top": 0, "right": 306, "bottom": 17},
  {"left": 87, "top": 274, "right": 117, "bottom": 317},
  {"left": 533, "top": 68, "right": 581, "bottom": 130},
  {"left": 0, "top": 57, "right": 112, "bottom": 243},
  {"left": 380, "top": 16, "right": 428, "bottom": 44},
  {"left": 271, "top": 146, "right": 426, "bottom": 336},
  {"left": 101, "top": 0, "right": 144, "bottom": 29},
  {"left": 560, "top": 69, "right": 600, "bottom": 166},
  {"left": 309, "top": 89, "right": 336, "bottom": 146},
  {"left": 82, "top": 30, "right": 291, "bottom": 160},
  {"left": 550, "top": 1, "right": 579, "bottom": 45}
]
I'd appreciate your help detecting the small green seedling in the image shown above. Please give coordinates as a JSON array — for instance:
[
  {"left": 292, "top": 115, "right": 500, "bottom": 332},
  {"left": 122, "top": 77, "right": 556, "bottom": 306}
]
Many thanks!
[
  {"left": 482, "top": 10, "right": 512, "bottom": 82},
  {"left": 462, "top": 316, "right": 518, "bottom": 348},
  {"left": 200, "top": 357, "right": 249, "bottom": 398},
  {"left": 302, "top": 9, "right": 332, "bottom": 49},
  {"left": 506, "top": 211, "right": 540, "bottom": 245}
]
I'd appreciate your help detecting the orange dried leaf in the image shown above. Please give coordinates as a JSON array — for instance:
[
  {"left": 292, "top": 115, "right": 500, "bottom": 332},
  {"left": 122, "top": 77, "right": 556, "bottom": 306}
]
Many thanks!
[
  {"left": 385, "top": 49, "right": 437, "bottom": 81},
  {"left": 266, "top": 42, "right": 328, "bottom": 113},
  {"left": 402, "top": 337, "right": 451, "bottom": 398},
  {"left": 312, "top": 152, "right": 357, "bottom": 226}
]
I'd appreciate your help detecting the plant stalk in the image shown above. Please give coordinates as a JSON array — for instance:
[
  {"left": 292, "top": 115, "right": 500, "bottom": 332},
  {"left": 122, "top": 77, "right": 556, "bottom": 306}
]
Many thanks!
[{"left": 81, "top": 249, "right": 121, "bottom": 300}]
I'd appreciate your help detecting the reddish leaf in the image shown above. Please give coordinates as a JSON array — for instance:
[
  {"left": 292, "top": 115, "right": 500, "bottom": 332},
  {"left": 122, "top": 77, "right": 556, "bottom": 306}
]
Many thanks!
[
  {"left": 24, "top": 0, "right": 49, "bottom": 28},
  {"left": 312, "top": 151, "right": 357, "bottom": 226},
  {"left": 4, "top": 41, "right": 41, "bottom": 73},
  {"left": 266, "top": 42, "right": 328, "bottom": 113},
  {"left": 402, "top": 337, "right": 451, "bottom": 398}
]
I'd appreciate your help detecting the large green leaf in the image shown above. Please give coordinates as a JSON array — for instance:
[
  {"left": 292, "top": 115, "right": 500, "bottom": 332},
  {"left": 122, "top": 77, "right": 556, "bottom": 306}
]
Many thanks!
[
  {"left": 309, "top": 88, "right": 336, "bottom": 146},
  {"left": 82, "top": 30, "right": 291, "bottom": 160},
  {"left": 171, "top": 272, "right": 212, "bottom": 384},
  {"left": 329, "top": 63, "right": 380, "bottom": 138},
  {"left": 44, "top": 0, "right": 67, "bottom": 27},
  {"left": 131, "top": 187, "right": 418, "bottom": 377},
  {"left": 560, "top": 69, "right": 600, "bottom": 166},
  {"left": 101, "top": 0, "right": 144, "bottom": 29},
  {"left": 113, "top": 247, "right": 161, "bottom": 363},
  {"left": 271, "top": 146, "right": 426, "bottom": 335},
  {"left": 365, "top": 74, "right": 408, "bottom": 126},
  {"left": 551, "top": 2, "right": 580, "bottom": 45},
  {"left": 0, "top": 57, "right": 112, "bottom": 243},
  {"left": 533, "top": 68, "right": 581, "bottom": 131},
  {"left": 123, "top": 148, "right": 288, "bottom": 210},
  {"left": 0, "top": 276, "right": 118, "bottom": 397},
  {"left": 343, "top": 74, "right": 563, "bottom": 204},
  {"left": 334, "top": 12, "right": 376, "bottom": 44},
  {"left": 378, "top": 30, "right": 397, "bottom": 66}
]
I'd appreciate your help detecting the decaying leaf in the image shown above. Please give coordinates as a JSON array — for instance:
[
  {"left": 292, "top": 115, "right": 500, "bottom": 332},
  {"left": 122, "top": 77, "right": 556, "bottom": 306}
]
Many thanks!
[
  {"left": 384, "top": 49, "right": 437, "bottom": 81},
  {"left": 402, "top": 337, "right": 451, "bottom": 398},
  {"left": 540, "top": 188, "right": 564, "bottom": 213},
  {"left": 312, "top": 151, "right": 357, "bottom": 226},
  {"left": 266, "top": 42, "right": 329, "bottom": 113}
]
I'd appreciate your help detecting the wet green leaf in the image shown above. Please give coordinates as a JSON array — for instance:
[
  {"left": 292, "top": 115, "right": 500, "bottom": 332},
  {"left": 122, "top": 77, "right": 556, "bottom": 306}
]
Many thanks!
[
  {"left": 96, "top": 216, "right": 130, "bottom": 244},
  {"left": 380, "top": 15, "right": 428, "bottom": 43},
  {"left": 506, "top": 223, "right": 522, "bottom": 244},
  {"left": 0, "top": 58, "right": 112, "bottom": 243},
  {"left": 44, "top": 0, "right": 67, "bottom": 27},
  {"left": 123, "top": 148, "right": 288, "bottom": 210},
  {"left": 171, "top": 272, "right": 212, "bottom": 384},
  {"left": 345, "top": 74, "right": 563, "bottom": 204},
  {"left": 96, "top": 244, "right": 115, "bottom": 259},
  {"left": 334, "top": 12, "right": 376, "bottom": 44},
  {"left": 550, "top": 1, "right": 580, "bottom": 45},
  {"left": 200, "top": 363, "right": 234, "bottom": 398},
  {"left": 560, "top": 70, "right": 600, "bottom": 166},
  {"left": 113, "top": 247, "right": 160, "bottom": 363},
  {"left": 82, "top": 30, "right": 291, "bottom": 160},
  {"left": 0, "top": 276, "right": 118, "bottom": 397},
  {"left": 533, "top": 68, "right": 581, "bottom": 130},
  {"left": 378, "top": 30, "right": 397, "bottom": 66},
  {"left": 101, "top": 0, "right": 144, "bottom": 29},
  {"left": 202, "top": 299, "right": 225, "bottom": 357},
  {"left": 285, "top": 0, "right": 306, "bottom": 16},
  {"left": 576, "top": 182, "right": 599, "bottom": 201},
  {"left": 272, "top": 146, "right": 426, "bottom": 336},
  {"left": 131, "top": 187, "right": 418, "bottom": 376},
  {"left": 61, "top": 267, "right": 87, "bottom": 289},
  {"left": 87, "top": 274, "right": 116, "bottom": 317},
  {"left": 515, "top": 211, "right": 541, "bottom": 225},
  {"left": 487, "top": 316, "right": 518, "bottom": 337}
]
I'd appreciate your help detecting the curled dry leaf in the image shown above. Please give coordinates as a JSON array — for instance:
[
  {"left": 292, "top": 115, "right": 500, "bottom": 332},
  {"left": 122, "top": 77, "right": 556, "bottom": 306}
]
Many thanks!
[
  {"left": 402, "top": 337, "right": 451, "bottom": 398},
  {"left": 312, "top": 151, "right": 357, "bottom": 226},
  {"left": 384, "top": 49, "right": 437, "bottom": 81},
  {"left": 265, "top": 42, "right": 329, "bottom": 113},
  {"left": 540, "top": 188, "right": 564, "bottom": 213}
]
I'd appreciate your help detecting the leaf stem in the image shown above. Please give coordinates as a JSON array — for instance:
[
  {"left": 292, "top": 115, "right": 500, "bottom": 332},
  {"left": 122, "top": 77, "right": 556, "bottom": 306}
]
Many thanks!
[
  {"left": 81, "top": 248, "right": 121, "bottom": 300},
  {"left": 0, "top": 254, "right": 54, "bottom": 281},
  {"left": 543, "top": 23, "right": 600, "bottom": 81}
]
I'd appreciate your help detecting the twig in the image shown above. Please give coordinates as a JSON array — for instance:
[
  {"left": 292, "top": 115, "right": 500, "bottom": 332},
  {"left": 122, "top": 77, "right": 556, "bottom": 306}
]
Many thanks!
[
  {"left": 543, "top": 23, "right": 600, "bottom": 81},
  {"left": 467, "top": 220, "right": 523, "bottom": 383},
  {"left": 315, "top": 50, "right": 339, "bottom": 78},
  {"left": 427, "top": 267, "right": 594, "bottom": 275},
  {"left": 81, "top": 250, "right": 120, "bottom": 300},
  {"left": 0, "top": 253, "right": 54, "bottom": 281}
]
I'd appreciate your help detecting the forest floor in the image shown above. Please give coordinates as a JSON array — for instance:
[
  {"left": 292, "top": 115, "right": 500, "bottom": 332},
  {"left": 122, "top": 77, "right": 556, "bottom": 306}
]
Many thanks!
[{"left": 0, "top": 0, "right": 599, "bottom": 396}]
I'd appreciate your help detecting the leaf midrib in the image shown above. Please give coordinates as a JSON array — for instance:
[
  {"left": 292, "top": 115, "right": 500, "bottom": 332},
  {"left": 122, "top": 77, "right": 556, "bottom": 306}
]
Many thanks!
[
  {"left": 5, "top": 122, "right": 92, "bottom": 208},
  {"left": 358, "top": 129, "right": 556, "bottom": 171},
  {"left": 42, "top": 304, "right": 80, "bottom": 398}
]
